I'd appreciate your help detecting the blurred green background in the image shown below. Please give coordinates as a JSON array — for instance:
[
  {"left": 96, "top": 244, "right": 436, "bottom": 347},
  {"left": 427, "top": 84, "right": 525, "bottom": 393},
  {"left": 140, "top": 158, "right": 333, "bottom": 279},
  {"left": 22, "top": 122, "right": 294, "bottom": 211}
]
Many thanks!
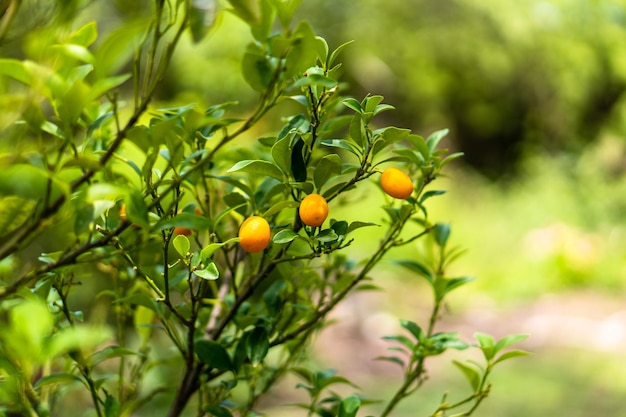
[{"left": 5, "top": 0, "right": 626, "bottom": 415}]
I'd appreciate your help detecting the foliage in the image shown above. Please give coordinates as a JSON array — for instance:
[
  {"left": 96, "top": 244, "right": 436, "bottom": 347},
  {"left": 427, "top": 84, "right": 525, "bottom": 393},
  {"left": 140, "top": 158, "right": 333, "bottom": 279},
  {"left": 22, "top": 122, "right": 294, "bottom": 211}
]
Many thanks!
[
  {"left": 0, "top": 1, "right": 527, "bottom": 416},
  {"left": 294, "top": 0, "right": 626, "bottom": 178}
]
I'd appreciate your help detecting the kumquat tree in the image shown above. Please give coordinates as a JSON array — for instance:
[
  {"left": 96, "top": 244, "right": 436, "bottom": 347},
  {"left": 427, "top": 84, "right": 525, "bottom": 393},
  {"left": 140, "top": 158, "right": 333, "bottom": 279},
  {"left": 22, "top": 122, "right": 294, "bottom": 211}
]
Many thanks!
[{"left": 0, "top": 1, "right": 528, "bottom": 416}]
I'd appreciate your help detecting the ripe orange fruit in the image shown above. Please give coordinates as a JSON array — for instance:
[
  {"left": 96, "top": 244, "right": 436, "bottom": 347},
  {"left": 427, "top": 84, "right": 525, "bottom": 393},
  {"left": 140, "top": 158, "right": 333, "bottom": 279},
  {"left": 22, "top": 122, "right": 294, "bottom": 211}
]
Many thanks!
[
  {"left": 174, "top": 226, "right": 192, "bottom": 236},
  {"left": 238, "top": 216, "right": 271, "bottom": 253},
  {"left": 299, "top": 194, "right": 329, "bottom": 227},
  {"left": 172, "top": 207, "right": 202, "bottom": 236},
  {"left": 380, "top": 167, "right": 413, "bottom": 199},
  {"left": 120, "top": 204, "right": 128, "bottom": 221}
]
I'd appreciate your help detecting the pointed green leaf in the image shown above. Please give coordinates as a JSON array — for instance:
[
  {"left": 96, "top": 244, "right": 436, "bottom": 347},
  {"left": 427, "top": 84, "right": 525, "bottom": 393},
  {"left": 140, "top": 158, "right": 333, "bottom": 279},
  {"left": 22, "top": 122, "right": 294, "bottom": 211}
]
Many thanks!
[
  {"left": 400, "top": 320, "right": 424, "bottom": 343},
  {"left": 346, "top": 221, "right": 379, "bottom": 234},
  {"left": 494, "top": 349, "right": 531, "bottom": 365},
  {"left": 426, "top": 128, "right": 449, "bottom": 154},
  {"left": 189, "top": 0, "right": 218, "bottom": 43},
  {"left": 314, "top": 153, "right": 342, "bottom": 191},
  {"left": 419, "top": 190, "right": 447, "bottom": 204},
  {"left": 433, "top": 223, "right": 451, "bottom": 247},
  {"left": 494, "top": 334, "right": 529, "bottom": 353},
  {"left": 453, "top": 360, "right": 482, "bottom": 392},
  {"left": 204, "top": 405, "right": 234, "bottom": 417},
  {"left": 339, "top": 395, "right": 361, "bottom": 417},
  {"left": 242, "top": 43, "right": 272, "bottom": 92},
  {"left": 349, "top": 114, "right": 364, "bottom": 147},
  {"left": 342, "top": 97, "right": 362, "bottom": 113},
  {"left": 328, "top": 40, "right": 354, "bottom": 68},
  {"left": 321, "top": 139, "right": 362, "bottom": 157},
  {"left": 394, "top": 260, "right": 434, "bottom": 283},
  {"left": 194, "top": 339, "right": 233, "bottom": 371},
  {"left": 375, "top": 355, "right": 405, "bottom": 369},
  {"left": 33, "top": 373, "right": 84, "bottom": 390},
  {"left": 246, "top": 326, "right": 270, "bottom": 365},
  {"left": 271, "top": 135, "right": 291, "bottom": 175},
  {"left": 195, "top": 262, "right": 220, "bottom": 280}
]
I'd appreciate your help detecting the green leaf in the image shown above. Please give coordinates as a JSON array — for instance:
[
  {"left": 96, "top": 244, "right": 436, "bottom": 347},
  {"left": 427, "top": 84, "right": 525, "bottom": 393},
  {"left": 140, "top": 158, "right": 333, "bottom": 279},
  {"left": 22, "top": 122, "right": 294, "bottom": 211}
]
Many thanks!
[
  {"left": 250, "top": 0, "right": 275, "bottom": 42},
  {"left": 433, "top": 223, "right": 451, "bottom": 247},
  {"left": 494, "top": 349, "right": 531, "bottom": 365},
  {"left": 475, "top": 332, "right": 496, "bottom": 360},
  {"left": 88, "top": 346, "right": 142, "bottom": 368},
  {"left": 475, "top": 332, "right": 495, "bottom": 348},
  {"left": 189, "top": 0, "right": 218, "bottom": 43},
  {"left": 339, "top": 395, "right": 361, "bottom": 417},
  {"left": 48, "top": 326, "right": 112, "bottom": 359},
  {"left": 400, "top": 320, "right": 424, "bottom": 343},
  {"left": 273, "top": 229, "right": 301, "bottom": 244},
  {"left": 284, "top": 21, "right": 319, "bottom": 77},
  {"left": 342, "top": 97, "right": 362, "bottom": 113},
  {"left": 194, "top": 339, "right": 233, "bottom": 371},
  {"left": 453, "top": 360, "right": 482, "bottom": 392},
  {"left": 407, "top": 134, "right": 430, "bottom": 160},
  {"left": 271, "top": 135, "right": 292, "bottom": 175},
  {"left": 321, "top": 139, "right": 362, "bottom": 157},
  {"left": 435, "top": 276, "right": 475, "bottom": 300},
  {"left": 204, "top": 405, "right": 234, "bottom": 417},
  {"left": 195, "top": 262, "right": 220, "bottom": 280},
  {"left": 291, "top": 137, "right": 307, "bottom": 182},
  {"left": 69, "top": 21, "right": 98, "bottom": 47},
  {"left": 494, "top": 334, "right": 529, "bottom": 353},
  {"left": 246, "top": 326, "right": 270, "bottom": 365},
  {"left": 33, "top": 373, "right": 84, "bottom": 390},
  {"left": 153, "top": 213, "right": 212, "bottom": 232},
  {"left": 363, "top": 95, "right": 384, "bottom": 113},
  {"left": 328, "top": 40, "right": 354, "bottom": 68},
  {"left": 346, "top": 221, "right": 379, "bottom": 234},
  {"left": 173, "top": 235, "right": 190, "bottom": 257},
  {"left": 316, "top": 228, "right": 339, "bottom": 243},
  {"left": 0, "top": 58, "right": 33, "bottom": 85},
  {"left": 270, "top": 0, "right": 303, "bottom": 28},
  {"left": 263, "top": 200, "right": 300, "bottom": 218},
  {"left": 349, "top": 114, "right": 364, "bottom": 147},
  {"left": 382, "top": 335, "right": 415, "bottom": 351},
  {"left": 441, "top": 151, "right": 464, "bottom": 167},
  {"left": 200, "top": 239, "right": 238, "bottom": 263},
  {"left": 228, "top": 159, "right": 284, "bottom": 181},
  {"left": 293, "top": 73, "right": 338, "bottom": 89},
  {"left": 104, "top": 393, "right": 121, "bottom": 417},
  {"left": 242, "top": 42, "right": 272, "bottom": 92},
  {"left": 95, "top": 19, "right": 149, "bottom": 78},
  {"left": 394, "top": 260, "right": 434, "bottom": 283},
  {"left": 419, "top": 190, "right": 446, "bottom": 204},
  {"left": 375, "top": 355, "right": 405, "bottom": 369},
  {"left": 0, "top": 164, "right": 67, "bottom": 201},
  {"left": 314, "top": 154, "right": 342, "bottom": 191},
  {"left": 426, "top": 128, "right": 450, "bottom": 154},
  {"left": 123, "top": 190, "right": 149, "bottom": 228}
]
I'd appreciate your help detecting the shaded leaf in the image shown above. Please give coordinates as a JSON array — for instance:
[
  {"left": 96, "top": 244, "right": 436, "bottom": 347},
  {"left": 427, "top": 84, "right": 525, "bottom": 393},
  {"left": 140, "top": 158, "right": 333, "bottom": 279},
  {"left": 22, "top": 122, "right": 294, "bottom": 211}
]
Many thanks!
[
  {"left": 453, "top": 360, "right": 482, "bottom": 392},
  {"left": 195, "top": 262, "right": 220, "bottom": 280},
  {"left": 204, "top": 405, "right": 234, "bottom": 417},
  {"left": 314, "top": 154, "right": 342, "bottom": 191},
  {"left": 195, "top": 339, "right": 233, "bottom": 371}
]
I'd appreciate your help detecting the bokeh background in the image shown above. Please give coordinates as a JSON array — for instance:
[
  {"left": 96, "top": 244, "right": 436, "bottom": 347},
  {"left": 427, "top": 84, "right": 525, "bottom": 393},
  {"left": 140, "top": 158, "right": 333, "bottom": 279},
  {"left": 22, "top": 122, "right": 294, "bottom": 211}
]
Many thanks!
[{"left": 5, "top": 0, "right": 626, "bottom": 415}]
